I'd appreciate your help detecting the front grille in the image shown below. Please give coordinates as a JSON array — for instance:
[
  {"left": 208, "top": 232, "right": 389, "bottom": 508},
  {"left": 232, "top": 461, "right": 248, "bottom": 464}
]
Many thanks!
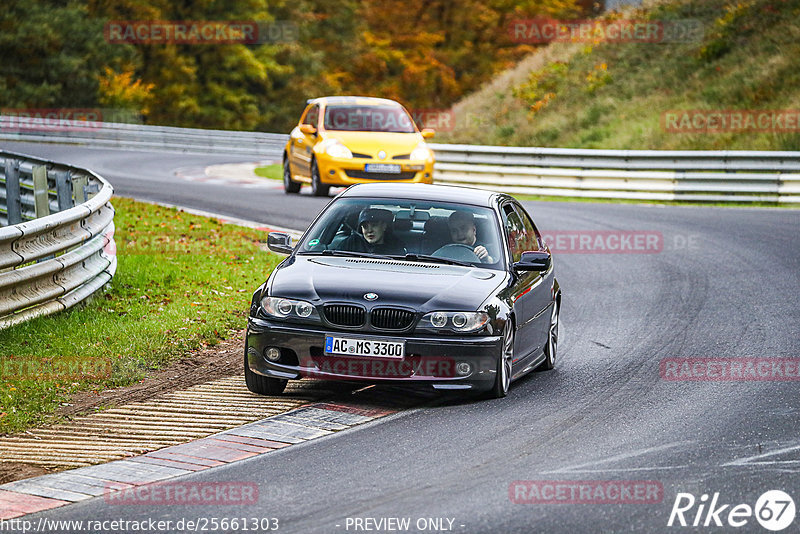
[
  {"left": 371, "top": 308, "right": 415, "bottom": 330},
  {"left": 392, "top": 154, "right": 410, "bottom": 160},
  {"left": 345, "top": 170, "right": 417, "bottom": 180},
  {"left": 324, "top": 304, "right": 365, "bottom": 327}
]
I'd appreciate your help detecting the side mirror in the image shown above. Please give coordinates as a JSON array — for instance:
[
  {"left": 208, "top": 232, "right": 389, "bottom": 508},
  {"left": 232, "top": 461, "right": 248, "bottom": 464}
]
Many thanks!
[
  {"left": 421, "top": 128, "right": 435, "bottom": 139},
  {"left": 267, "top": 232, "right": 293, "bottom": 255},
  {"left": 299, "top": 124, "right": 317, "bottom": 135},
  {"left": 513, "top": 250, "right": 551, "bottom": 272}
]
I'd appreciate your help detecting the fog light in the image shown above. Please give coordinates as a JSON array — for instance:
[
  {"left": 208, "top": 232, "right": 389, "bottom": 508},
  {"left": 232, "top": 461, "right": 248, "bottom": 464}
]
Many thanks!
[
  {"left": 329, "top": 169, "right": 335, "bottom": 175},
  {"left": 455, "top": 362, "right": 472, "bottom": 376},
  {"left": 265, "top": 347, "right": 281, "bottom": 362}
]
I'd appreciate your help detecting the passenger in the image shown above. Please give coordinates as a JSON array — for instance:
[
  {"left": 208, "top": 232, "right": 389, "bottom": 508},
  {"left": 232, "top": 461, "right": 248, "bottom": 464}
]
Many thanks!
[
  {"left": 448, "top": 210, "right": 495, "bottom": 263},
  {"left": 339, "top": 208, "right": 406, "bottom": 255}
]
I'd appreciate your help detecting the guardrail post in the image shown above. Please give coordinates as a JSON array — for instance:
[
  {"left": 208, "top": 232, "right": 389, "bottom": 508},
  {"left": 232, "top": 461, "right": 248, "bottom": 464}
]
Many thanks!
[
  {"left": 32, "top": 165, "right": 50, "bottom": 218},
  {"left": 4, "top": 158, "right": 22, "bottom": 225},
  {"left": 84, "top": 183, "right": 100, "bottom": 200},
  {"left": 55, "top": 170, "right": 73, "bottom": 212},
  {"left": 72, "top": 174, "right": 88, "bottom": 204}
]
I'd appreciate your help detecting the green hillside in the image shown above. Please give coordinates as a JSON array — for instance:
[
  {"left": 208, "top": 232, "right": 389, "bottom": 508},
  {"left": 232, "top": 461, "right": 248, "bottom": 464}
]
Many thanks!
[{"left": 437, "top": 0, "right": 800, "bottom": 150}]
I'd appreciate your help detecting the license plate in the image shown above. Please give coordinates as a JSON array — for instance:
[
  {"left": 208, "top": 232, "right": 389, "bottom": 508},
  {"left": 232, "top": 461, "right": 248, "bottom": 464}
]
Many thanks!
[
  {"left": 324, "top": 336, "right": 405, "bottom": 359},
  {"left": 364, "top": 163, "right": 401, "bottom": 174}
]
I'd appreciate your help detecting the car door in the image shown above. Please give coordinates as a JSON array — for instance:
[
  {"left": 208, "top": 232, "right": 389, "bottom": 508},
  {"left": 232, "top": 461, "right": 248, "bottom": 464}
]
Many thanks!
[
  {"left": 289, "top": 104, "right": 319, "bottom": 179},
  {"left": 501, "top": 202, "right": 549, "bottom": 370},
  {"left": 514, "top": 202, "right": 554, "bottom": 347}
]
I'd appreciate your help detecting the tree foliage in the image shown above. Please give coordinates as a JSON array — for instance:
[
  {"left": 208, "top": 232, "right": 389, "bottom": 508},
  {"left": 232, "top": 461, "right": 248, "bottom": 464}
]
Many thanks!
[{"left": 1, "top": 0, "right": 582, "bottom": 131}]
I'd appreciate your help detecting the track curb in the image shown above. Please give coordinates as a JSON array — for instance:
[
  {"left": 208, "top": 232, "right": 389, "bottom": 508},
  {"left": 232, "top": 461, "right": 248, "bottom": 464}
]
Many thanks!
[{"left": 0, "top": 400, "right": 396, "bottom": 519}]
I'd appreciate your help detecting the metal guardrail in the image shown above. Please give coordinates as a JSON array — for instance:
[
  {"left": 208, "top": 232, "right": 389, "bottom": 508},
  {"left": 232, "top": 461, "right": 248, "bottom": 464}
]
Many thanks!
[
  {"left": 429, "top": 143, "right": 800, "bottom": 203},
  {"left": 0, "top": 150, "right": 116, "bottom": 329},
  {"left": 2, "top": 116, "right": 798, "bottom": 202},
  {"left": 0, "top": 116, "right": 287, "bottom": 159}
]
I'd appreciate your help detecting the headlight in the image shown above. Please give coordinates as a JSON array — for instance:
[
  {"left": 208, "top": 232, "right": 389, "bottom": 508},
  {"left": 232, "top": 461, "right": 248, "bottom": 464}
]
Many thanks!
[
  {"left": 417, "top": 311, "right": 489, "bottom": 333},
  {"left": 320, "top": 139, "right": 353, "bottom": 159},
  {"left": 410, "top": 143, "right": 432, "bottom": 161},
  {"left": 261, "top": 297, "right": 320, "bottom": 322}
]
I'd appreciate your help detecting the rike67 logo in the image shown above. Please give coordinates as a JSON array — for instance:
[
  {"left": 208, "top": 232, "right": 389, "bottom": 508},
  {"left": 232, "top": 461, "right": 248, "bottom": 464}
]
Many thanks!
[{"left": 668, "top": 490, "right": 795, "bottom": 531}]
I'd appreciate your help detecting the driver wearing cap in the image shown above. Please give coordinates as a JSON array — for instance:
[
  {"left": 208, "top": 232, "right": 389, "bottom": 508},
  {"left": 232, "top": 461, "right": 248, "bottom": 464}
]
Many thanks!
[
  {"left": 339, "top": 208, "right": 406, "bottom": 255},
  {"left": 448, "top": 211, "right": 494, "bottom": 263}
]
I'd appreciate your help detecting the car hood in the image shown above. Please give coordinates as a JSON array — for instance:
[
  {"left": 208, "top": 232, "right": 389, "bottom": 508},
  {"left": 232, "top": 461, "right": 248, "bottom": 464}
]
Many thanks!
[
  {"left": 270, "top": 256, "right": 505, "bottom": 311},
  {"left": 320, "top": 131, "right": 423, "bottom": 158}
]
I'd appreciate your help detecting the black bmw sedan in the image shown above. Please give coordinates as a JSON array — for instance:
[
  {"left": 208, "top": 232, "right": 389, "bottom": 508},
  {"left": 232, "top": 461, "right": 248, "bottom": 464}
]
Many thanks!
[{"left": 245, "top": 183, "right": 560, "bottom": 398}]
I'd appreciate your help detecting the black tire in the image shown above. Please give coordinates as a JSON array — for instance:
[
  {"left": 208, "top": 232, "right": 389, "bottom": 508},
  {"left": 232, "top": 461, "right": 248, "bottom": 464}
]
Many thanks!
[
  {"left": 539, "top": 301, "right": 559, "bottom": 371},
  {"left": 490, "top": 320, "right": 514, "bottom": 398},
  {"left": 283, "top": 158, "right": 301, "bottom": 194},
  {"left": 244, "top": 348, "right": 288, "bottom": 395},
  {"left": 310, "top": 160, "right": 330, "bottom": 197}
]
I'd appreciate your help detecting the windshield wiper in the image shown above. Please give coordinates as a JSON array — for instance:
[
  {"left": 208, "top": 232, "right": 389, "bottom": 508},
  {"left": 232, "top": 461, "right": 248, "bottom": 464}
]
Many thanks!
[
  {"left": 298, "top": 249, "right": 396, "bottom": 260},
  {"left": 391, "top": 253, "right": 473, "bottom": 267}
]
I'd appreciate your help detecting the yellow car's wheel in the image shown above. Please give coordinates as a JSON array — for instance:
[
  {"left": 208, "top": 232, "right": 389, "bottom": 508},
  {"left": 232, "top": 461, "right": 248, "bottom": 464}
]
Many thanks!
[
  {"left": 310, "top": 160, "right": 330, "bottom": 197},
  {"left": 283, "top": 158, "right": 301, "bottom": 194}
]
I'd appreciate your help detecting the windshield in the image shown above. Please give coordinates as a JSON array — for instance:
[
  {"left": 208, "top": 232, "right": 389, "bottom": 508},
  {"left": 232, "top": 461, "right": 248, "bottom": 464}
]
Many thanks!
[
  {"left": 297, "top": 197, "right": 504, "bottom": 270},
  {"left": 323, "top": 105, "right": 417, "bottom": 133}
]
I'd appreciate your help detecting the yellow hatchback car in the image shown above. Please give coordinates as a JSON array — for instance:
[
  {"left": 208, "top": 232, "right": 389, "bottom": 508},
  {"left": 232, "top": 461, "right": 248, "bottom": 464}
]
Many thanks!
[{"left": 283, "top": 96, "right": 435, "bottom": 196}]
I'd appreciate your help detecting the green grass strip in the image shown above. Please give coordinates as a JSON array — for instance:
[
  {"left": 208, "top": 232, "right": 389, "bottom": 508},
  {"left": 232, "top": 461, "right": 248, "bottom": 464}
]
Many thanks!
[{"left": 0, "top": 197, "right": 281, "bottom": 434}]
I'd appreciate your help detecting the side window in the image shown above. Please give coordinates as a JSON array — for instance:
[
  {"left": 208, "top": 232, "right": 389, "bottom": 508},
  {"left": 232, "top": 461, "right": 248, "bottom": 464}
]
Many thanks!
[
  {"left": 515, "top": 204, "right": 541, "bottom": 252},
  {"left": 302, "top": 105, "right": 319, "bottom": 127},
  {"left": 501, "top": 204, "right": 526, "bottom": 263},
  {"left": 501, "top": 203, "right": 540, "bottom": 262}
]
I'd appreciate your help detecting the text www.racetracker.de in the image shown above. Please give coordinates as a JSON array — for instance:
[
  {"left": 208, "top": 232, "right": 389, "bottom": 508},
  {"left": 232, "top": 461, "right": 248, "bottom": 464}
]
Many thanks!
[{"left": 0, "top": 516, "right": 280, "bottom": 533}]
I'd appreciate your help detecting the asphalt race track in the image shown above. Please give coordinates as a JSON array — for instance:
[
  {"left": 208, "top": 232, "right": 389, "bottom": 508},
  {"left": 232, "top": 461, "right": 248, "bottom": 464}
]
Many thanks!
[{"left": 3, "top": 141, "right": 800, "bottom": 533}]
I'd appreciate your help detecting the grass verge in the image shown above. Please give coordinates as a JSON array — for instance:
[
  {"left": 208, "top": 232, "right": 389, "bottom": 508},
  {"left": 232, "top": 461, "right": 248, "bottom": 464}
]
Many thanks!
[
  {"left": 0, "top": 197, "right": 281, "bottom": 435},
  {"left": 254, "top": 164, "right": 282, "bottom": 180}
]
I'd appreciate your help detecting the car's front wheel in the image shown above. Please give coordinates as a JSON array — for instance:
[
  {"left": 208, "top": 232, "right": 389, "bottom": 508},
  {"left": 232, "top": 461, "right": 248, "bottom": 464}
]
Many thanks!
[
  {"left": 310, "top": 160, "right": 330, "bottom": 197},
  {"left": 244, "top": 349, "right": 287, "bottom": 395},
  {"left": 540, "top": 301, "right": 559, "bottom": 371},
  {"left": 283, "top": 158, "right": 301, "bottom": 194},
  {"left": 490, "top": 320, "right": 514, "bottom": 398}
]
